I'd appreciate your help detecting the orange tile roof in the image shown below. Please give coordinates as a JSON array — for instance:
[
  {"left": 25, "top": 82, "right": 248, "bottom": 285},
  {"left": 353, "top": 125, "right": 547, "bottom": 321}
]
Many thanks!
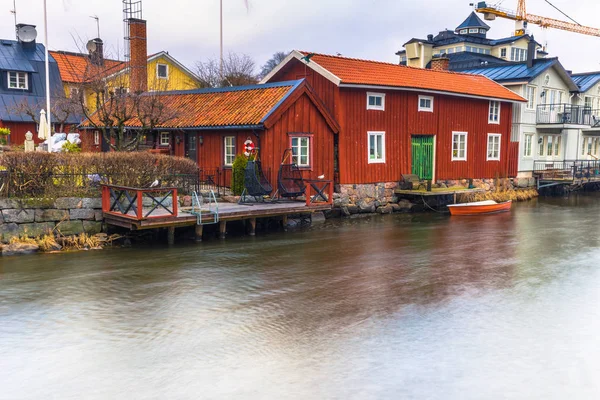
[
  {"left": 50, "top": 51, "right": 126, "bottom": 83},
  {"left": 82, "top": 81, "right": 302, "bottom": 129},
  {"left": 300, "top": 52, "right": 525, "bottom": 102}
]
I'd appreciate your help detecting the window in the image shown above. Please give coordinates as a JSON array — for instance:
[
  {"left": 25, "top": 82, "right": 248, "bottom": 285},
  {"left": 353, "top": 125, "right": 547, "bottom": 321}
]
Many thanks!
[
  {"left": 525, "top": 86, "right": 536, "bottom": 110},
  {"left": 291, "top": 136, "right": 310, "bottom": 167},
  {"left": 585, "top": 96, "right": 593, "bottom": 109},
  {"left": 466, "top": 46, "right": 472, "bottom": 52},
  {"left": 543, "top": 74, "right": 550, "bottom": 86},
  {"left": 469, "top": 28, "right": 479, "bottom": 34},
  {"left": 157, "top": 64, "right": 168, "bottom": 79},
  {"left": 7, "top": 71, "right": 27, "bottom": 89},
  {"left": 94, "top": 130, "right": 100, "bottom": 145},
  {"left": 487, "top": 134, "right": 501, "bottom": 160},
  {"left": 489, "top": 101, "right": 500, "bottom": 124},
  {"left": 160, "top": 132, "right": 170, "bottom": 146},
  {"left": 452, "top": 131, "right": 467, "bottom": 161},
  {"left": 524, "top": 134, "right": 533, "bottom": 157},
  {"left": 510, "top": 48, "right": 527, "bottom": 62},
  {"left": 500, "top": 48, "right": 507, "bottom": 59},
  {"left": 224, "top": 136, "right": 236, "bottom": 166},
  {"left": 368, "top": 131, "right": 385, "bottom": 163},
  {"left": 581, "top": 137, "right": 598, "bottom": 157},
  {"left": 539, "top": 135, "right": 561, "bottom": 157},
  {"left": 418, "top": 95, "right": 434, "bottom": 112},
  {"left": 480, "top": 29, "right": 487, "bottom": 34},
  {"left": 455, "top": 46, "right": 463, "bottom": 53},
  {"left": 460, "top": 29, "right": 468, "bottom": 34},
  {"left": 366, "top": 92, "right": 385, "bottom": 111},
  {"left": 447, "top": 48, "right": 455, "bottom": 54}
]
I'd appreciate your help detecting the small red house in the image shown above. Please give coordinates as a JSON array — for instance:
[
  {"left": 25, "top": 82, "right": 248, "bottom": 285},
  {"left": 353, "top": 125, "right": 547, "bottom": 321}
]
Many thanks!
[
  {"left": 262, "top": 51, "right": 526, "bottom": 188},
  {"left": 82, "top": 80, "right": 339, "bottom": 187}
]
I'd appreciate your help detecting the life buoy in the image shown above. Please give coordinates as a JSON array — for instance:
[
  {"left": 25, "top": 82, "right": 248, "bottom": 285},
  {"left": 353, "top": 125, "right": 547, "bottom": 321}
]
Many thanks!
[{"left": 244, "top": 139, "right": 255, "bottom": 157}]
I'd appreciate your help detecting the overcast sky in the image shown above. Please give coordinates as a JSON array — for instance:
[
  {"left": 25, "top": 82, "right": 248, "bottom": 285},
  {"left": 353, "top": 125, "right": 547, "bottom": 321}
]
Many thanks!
[{"left": 2, "top": 0, "right": 600, "bottom": 73}]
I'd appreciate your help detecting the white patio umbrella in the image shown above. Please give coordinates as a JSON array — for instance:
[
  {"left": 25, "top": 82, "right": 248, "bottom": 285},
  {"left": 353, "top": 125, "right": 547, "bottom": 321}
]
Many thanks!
[{"left": 38, "top": 109, "right": 50, "bottom": 141}]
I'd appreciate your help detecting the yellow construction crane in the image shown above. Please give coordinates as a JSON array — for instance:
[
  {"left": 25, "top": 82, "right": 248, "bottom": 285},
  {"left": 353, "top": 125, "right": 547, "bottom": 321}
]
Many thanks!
[{"left": 475, "top": 0, "right": 600, "bottom": 37}]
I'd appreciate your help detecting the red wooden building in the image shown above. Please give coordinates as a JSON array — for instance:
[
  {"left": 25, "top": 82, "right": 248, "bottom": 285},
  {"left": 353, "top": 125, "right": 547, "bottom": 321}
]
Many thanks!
[
  {"left": 262, "top": 52, "right": 526, "bottom": 186},
  {"left": 82, "top": 80, "right": 339, "bottom": 187}
]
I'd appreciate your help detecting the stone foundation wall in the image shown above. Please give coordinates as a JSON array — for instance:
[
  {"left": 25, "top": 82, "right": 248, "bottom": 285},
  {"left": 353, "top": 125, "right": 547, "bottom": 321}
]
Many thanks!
[
  {"left": 0, "top": 197, "right": 104, "bottom": 242},
  {"left": 434, "top": 178, "right": 516, "bottom": 191},
  {"left": 334, "top": 182, "right": 409, "bottom": 215}
]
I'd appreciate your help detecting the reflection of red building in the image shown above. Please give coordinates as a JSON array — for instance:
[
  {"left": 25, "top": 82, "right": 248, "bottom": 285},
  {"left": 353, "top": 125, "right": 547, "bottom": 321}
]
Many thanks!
[
  {"left": 81, "top": 80, "right": 339, "bottom": 187},
  {"left": 262, "top": 51, "right": 525, "bottom": 185}
]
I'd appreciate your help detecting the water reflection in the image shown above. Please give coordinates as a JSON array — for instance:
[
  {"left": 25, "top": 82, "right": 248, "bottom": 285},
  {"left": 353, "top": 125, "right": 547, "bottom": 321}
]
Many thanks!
[{"left": 1, "top": 195, "right": 600, "bottom": 399}]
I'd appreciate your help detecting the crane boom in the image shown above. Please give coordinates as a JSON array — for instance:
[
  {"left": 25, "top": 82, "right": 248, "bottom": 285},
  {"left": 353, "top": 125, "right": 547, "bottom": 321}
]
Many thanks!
[{"left": 475, "top": 1, "right": 600, "bottom": 37}]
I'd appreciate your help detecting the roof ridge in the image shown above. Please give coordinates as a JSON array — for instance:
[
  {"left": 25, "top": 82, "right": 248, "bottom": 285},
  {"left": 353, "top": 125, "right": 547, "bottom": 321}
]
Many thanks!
[{"left": 149, "top": 79, "right": 302, "bottom": 96}]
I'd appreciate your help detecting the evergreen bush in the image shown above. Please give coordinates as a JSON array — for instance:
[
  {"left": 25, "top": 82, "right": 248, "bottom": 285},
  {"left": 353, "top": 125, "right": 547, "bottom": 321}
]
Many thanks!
[{"left": 231, "top": 154, "right": 248, "bottom": 196}]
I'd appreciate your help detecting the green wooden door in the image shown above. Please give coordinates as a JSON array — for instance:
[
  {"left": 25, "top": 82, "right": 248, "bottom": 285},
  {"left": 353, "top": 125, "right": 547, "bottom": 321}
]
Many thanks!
[{"left": 411, "top": 136, "right": 434, "bottom": 180}]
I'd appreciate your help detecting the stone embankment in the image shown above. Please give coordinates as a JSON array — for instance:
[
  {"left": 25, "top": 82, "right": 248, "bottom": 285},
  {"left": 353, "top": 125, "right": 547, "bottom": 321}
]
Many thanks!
[{"left": 0, "top": 197, "right": 104, "bottom": 242}]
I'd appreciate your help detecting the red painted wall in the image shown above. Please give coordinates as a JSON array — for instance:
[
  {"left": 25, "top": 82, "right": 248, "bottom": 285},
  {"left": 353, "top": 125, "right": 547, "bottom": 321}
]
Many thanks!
[{"left": 0, "top": 121, "right": 40, "bottom": 146}]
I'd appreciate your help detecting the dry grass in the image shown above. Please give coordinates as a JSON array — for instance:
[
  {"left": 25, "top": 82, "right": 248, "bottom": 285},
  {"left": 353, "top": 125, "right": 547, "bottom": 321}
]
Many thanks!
[
  {"left": 457, "top": 188, "right": 538, "bottom": 203},
  {"left": 9, "top": 235, "right": 37, "bottom": 245}
]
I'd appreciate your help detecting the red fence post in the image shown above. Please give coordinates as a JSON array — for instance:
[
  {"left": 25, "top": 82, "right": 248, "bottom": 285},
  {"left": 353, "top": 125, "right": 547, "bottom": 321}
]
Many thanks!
[
  {"left": 328, "top": 181, "right": 333, "bottom": 205},
  {"left": 172, "top": 189, "right": 178, "bottom": 216},
  {"left": 136, "top": 189, "right": 143, "bottom": 220},
  {"left": 305, "top": 185, "right": 311, "bottom": 207},
  {"left": 101, "top": 185, "right": 109, "bottom": 212}
]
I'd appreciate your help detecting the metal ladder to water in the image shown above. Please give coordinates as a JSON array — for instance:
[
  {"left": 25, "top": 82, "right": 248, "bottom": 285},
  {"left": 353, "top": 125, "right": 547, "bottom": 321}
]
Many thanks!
[{"left": 189, "top": 190, "right": 219, "bottom": 225}]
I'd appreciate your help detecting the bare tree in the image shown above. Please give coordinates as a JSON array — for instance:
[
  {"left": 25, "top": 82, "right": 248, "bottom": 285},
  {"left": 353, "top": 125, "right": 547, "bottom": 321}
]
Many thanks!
[
  {"left": 195, "top": 52, "right": 258, "bottom": 88},
  {"left": 259, "top": 51, "right": 288, "bottom": 79},
  {"left": 7, "top": 95, "right": 80, "bottom": 134}
]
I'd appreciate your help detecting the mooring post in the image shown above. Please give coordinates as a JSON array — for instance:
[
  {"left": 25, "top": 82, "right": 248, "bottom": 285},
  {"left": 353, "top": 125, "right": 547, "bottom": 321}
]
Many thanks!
[
  {"left": 219, "top": 220, "right": 227, "bottom": 239},
  {"left": 282, "top": 215, "right": 288, "bottom": 231},
  {"left": 453, "top": 192, "right": 457, "bottom": 204},
  {"left": 167, "top": 226, "right": 175, "bottom": 246},
  {"left": 248, "top": 218, "right": 257, "bottom": 236},
  {"left": 195, "top": 224, "right": 203, "bottom": 242}
]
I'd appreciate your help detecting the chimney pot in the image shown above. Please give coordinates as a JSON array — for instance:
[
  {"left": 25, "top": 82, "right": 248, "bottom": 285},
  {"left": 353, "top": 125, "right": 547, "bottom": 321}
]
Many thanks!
[{"left": 526, "top": 35, "right": 536, "bottom": 69}]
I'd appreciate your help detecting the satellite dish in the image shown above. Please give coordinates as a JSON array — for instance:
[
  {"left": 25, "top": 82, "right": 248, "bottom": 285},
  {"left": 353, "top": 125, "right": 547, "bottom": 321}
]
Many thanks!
[
  {"left": 17, "top": 25, "right": 37, "bottom": 43},
  {"left": 86, "top": 40, "right": 97, "bottom": 53}
]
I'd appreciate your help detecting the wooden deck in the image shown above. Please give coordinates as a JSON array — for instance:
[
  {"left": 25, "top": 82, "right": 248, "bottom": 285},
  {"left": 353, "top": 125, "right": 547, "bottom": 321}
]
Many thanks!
[{"left": 104, "top": 201, "right": 331, "bottom": 230}]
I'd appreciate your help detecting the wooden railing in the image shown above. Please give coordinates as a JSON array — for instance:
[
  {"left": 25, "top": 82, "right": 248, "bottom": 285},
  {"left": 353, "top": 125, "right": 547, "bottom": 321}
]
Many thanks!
[
  {"left": 304, "top": 179, "right": 333, "bottom": 206},
  {"left": 101, "top": 184, "right": 178, "bottom": 221}
]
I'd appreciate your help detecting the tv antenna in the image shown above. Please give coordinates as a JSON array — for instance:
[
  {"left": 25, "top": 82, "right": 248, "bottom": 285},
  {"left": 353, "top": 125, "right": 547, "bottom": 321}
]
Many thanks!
[
  {"left": 90, "top": 15, "right": 100, "bottom": 38},
  {"left": 10, "top": 0, "right": 17, "bottom": 39}
]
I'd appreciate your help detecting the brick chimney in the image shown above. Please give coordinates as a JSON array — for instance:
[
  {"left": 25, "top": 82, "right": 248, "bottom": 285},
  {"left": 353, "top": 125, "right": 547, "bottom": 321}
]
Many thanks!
[
  {"left": 431, "top": 56, "right": 450, "bottom": 71},
  {"left": 128, "top": 18, "right": 147, "bottom": 93}
]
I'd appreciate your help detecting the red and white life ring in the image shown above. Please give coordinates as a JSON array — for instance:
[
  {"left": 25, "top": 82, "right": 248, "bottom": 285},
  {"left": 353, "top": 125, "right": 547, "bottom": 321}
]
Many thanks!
[{"left": 244, "top": 139, "right": 255, "bottom": 157}]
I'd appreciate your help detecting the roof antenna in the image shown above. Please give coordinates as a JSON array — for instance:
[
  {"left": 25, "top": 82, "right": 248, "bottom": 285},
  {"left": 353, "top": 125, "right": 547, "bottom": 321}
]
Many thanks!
[
  {"left": 11, "top": 0, "right": 17, "bottom": 39},
  {"left": 90, "top": 15, "right": 100, "bottom": 38}
]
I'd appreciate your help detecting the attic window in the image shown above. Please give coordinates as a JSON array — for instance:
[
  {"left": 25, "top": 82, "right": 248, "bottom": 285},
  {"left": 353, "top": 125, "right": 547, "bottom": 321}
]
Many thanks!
[
  {"left": 157, "top": 64, "right": 168, "bottom": 79},
  {"left": 479, "top": 29, "right": 486, "bottom": 34},
  {"left": 469, "top": 28, "right": 479, "bottom": 33},
  {"left": 459, "top": 29, "right": 468, "bottom": 34},
  {"left": 7, "top": 71, "right": 27, "bottom": 90},
  {"left": 367, "top": 92, "right": 385, "bottom": 111}
]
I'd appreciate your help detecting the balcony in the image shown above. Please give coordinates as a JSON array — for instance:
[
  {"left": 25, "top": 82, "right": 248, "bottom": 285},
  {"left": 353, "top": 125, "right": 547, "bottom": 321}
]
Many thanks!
[{"left": 536, "top": 104, "right": 600, "bottom": 126}]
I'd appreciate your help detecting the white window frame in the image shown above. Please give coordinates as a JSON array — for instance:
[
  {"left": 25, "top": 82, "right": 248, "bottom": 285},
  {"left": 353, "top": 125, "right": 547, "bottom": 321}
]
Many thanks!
[
  {"left": 459, "top": 29, "right": 468, "bottom": 34},
  {"left": 469, "top": 28, "right": 479, "bottom": 34},
  {"left": 7, "top": 71, "right": 28, "bottom": 90},
  {"left": 94, "top": 130, "right": 100, "bottom": 145},
  {"left": 418, "top": 95, "right": 434, "bottom": 112},
  {"left": 487, "top": 133, "right": 501, "bottom": 161},
  {"left": 156, "top": 63, "right": 169, "bottom": 79},
  {"left": 452, "top": 131, "right": 468, "bottom": 161},
  {"left": 523, "top": 134, "right": 533, "bottom": 157},
  {"left": 500, "top": 48, "right": 507, "bottom": 59},
  {"left": 366, "top": 92, "right": 385, "bottom": 111},
  {"left": 290, "top": 136, "right": 311, "bottom": 167},
  {"left": 367, "top": 131, "right": 386, "bottom": 164},
  {"left": 525, "top": 86, "right": 536, "bottom": 110},
  {"left": 224, "top": 136, "right": 236, "bottom": 166},
  {"left": 160, "top": 132, "right": 170, "bottom": 146},
  {"left": 489, "top": 101, "right": 501, "bottom": 124}
]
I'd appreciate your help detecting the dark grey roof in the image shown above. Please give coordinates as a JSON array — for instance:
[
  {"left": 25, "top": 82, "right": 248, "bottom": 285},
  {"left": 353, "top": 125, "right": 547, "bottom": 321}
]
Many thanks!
[
  {"left": 571, "top": 72, "right": 600, "bottom": 93},
  {"left": 440, "top": 52, "right": 509, "bottom": 70},
  {"left": 0, "top": 39, "right": 78, "bottom": 123},
  {"left": 456, "top": 12, "right": 490, "bottom": 32}
]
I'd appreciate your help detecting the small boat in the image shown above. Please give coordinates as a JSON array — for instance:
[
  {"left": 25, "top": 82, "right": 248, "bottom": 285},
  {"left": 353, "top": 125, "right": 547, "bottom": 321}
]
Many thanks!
[{"left": 447, "top": 200, "right": 512, "bottom": 216}]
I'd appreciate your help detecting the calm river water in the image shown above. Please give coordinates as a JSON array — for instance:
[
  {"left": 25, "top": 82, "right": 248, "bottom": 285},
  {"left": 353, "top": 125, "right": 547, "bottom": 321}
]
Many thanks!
[{"left": 1, "top": 195, "right": 600, "bottom": 400}]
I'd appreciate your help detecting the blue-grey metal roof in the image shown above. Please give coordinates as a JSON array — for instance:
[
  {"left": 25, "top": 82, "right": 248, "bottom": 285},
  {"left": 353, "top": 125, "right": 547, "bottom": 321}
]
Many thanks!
[
  {"left": 441, "top": 52, "right": 509, "bottom": 71},
  {"left": 456, "top": 12, "right": 490, "bottom": 31},
  {"left": 489, "top": 35, "right": 535, "bottom": 46},
  {"left": 0, "top": 39, "right": 79, "bottom": 123},
  {"left": 571, "top": 72, "right": 600, "bottom": 93},
  {"left": 456, "top": 58, "right": 557, "bottom": 83}
]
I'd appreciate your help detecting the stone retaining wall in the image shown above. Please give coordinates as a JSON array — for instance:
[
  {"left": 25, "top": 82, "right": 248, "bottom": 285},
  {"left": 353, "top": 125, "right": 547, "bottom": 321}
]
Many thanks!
[
  {"left": 0, "top": 197, "right": 104, "bottom": 242},
  {"left": 334, "top": 183, "right": 409, "bottom": 216}
]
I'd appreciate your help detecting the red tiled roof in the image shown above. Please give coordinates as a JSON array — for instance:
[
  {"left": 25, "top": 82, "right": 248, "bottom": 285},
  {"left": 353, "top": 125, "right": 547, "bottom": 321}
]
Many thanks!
[
  {"left": 82, "top": 82, "right": 299, "bottom": 129},
  {"left": 50, "top": 51, "right": 125, "bottom": 84},
  {"left": 300, "top": 52, "right": 525, "bottom": 102}
]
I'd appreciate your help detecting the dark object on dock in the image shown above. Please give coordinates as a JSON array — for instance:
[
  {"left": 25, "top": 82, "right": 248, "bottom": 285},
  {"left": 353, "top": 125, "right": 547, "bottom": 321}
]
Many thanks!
[
  {"left": 240, "top": 154, "right": 273, "bottom": 204},
  {"left": 275, "top": 149, "right": 306, "bottom": 199},
  {"left": 399, "top": 174, "right": 420, "bottom": 190}
]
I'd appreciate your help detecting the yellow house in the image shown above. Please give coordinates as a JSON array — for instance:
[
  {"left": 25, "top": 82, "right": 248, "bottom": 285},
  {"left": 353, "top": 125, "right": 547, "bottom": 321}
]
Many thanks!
[{"left": 50, "top": 49, "right": 200, "bottom": 110}]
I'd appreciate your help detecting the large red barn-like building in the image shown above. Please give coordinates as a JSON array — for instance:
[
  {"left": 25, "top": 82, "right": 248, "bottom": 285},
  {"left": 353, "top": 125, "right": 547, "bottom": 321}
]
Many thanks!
[{"left": 262, "top": 51, "right": 525, "bottom": 188}]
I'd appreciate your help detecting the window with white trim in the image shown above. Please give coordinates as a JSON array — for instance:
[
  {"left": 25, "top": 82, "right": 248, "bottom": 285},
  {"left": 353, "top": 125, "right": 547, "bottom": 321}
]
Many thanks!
[
  {"left": 157, "top": 64, "right": 168, "bottom": 79},
  {"left": 224, "top": 136, "right": 236, "bottom": 166},
  {"left": 94, "top": 130, "right": 100, "bottom": 145},
  {"left": 291, "top": 136, "right": 310, "bottom": 167},
  {"left": 538, "top": 135, "right": 561, "bottom": 157},
  {"left": 160, "top": 132, "right": 170, "bottom": 146},
  {"left": 525, "top": 86, "right": 536, "bottom": 110},
  {"left": 469, "top": 28, "right": 479, "bottom": 34},
  {"left": 418, "top": 95, "right": 434, "bottom": 112},
  {"left": 366, "top": 92, "right": 385, "bottom": 111},
  {"left": 368, "top": 131, "right": 385, "bottom": 163},
  {"left": 500, "top": 48, "right": 507, "bottom": 59},
  {"left": 452, "top": 131, "right": 467, "bottom": 161},
  {"left": 487, "top": 133, "right": 501, "bottom": 161},
  {"left": 489, "top": 101, "right": 500, "bottom": 124},
  {"left": 8, "top": 71, "right": 28, "bottom": 90},
  {"left": 510, "top": 48, "right": 527, "bottom": 61},
  {"left": 581, "top": 137, "right": 599, "bottom": 157},
  {"left": 523, "top": 134, "right": 533, "bottom": 157},
  {"left": 459, "top": 29, "right": 468, "bottom": 34}
]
